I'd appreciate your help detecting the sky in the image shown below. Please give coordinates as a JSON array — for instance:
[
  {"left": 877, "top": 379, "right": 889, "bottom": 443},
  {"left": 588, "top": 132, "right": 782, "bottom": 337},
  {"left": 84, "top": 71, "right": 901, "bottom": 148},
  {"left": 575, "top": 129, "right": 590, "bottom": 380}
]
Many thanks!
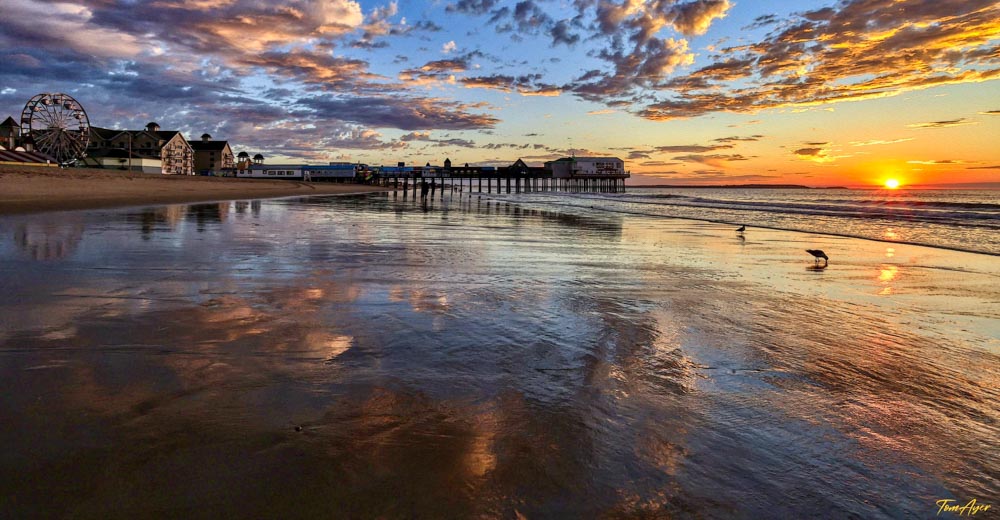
[{"left": 1, "top": 0, "right": 997, "bottom": 187}]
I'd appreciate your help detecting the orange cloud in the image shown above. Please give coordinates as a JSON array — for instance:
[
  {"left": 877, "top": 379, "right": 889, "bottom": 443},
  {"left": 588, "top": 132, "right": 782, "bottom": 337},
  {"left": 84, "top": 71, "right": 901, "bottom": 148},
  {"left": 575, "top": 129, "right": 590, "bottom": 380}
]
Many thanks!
[
  {"left": 906, "top": 118, "right": 979, "bottom": 128},
  {"left": 634, "top": 1, "right": 1000, "bottom": 120}
]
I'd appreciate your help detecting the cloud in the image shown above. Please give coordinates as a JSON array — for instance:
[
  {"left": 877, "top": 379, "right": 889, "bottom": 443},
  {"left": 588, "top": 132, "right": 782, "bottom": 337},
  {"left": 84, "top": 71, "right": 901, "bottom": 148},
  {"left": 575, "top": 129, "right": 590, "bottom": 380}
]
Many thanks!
[
  {"left": 640, "top": 161, "right": 682, "bottom": 167},
  {"left": 670, "top": 0, "right": 733, "bottom": 36},
  {"left": 301, "top": 96, "right": 499, "bottom": 130},
  {"left": 445, "top": 0, "right": 499, "bottom": 15},
  {"left": 83, "top": 0, "right": 365, "bottom": 56},
  {"left": 657, "top": 144, "right": 733, "bottom": 153},
  {"left": 442, "top": 40, "right": 457, "bottom": 54},
  {"left": 906, "top": 118, "right": 979, "bottom": 128},
  {"left": 743, "top": 14, "right": 779, "bottom": 31},
  {"left": 519, "top": 84, "right": 562, "bottom": 96},
  {"left": 550, "top": 19, "right": 580, "bottom": 46},
  {"left": 673, "top": 153, "right": 749, "bottom": 167},
  {"left": 850, "top": 138, "right": 915, "bottom": 146},
  {"left": 411, "top": 20, "right": 443, "bottom": 32},
  {"left": 634, "top": 0, "right": 1000, "bottom": 120},
  {"left": 794, "top": 147, "right": 826, "bottom": 158},
  {"left": 574, "top": 37, "right": 694, "bottom": 102},
  {"left": 397, "top": 131, "right": 476, "bottom": 148},
  {"left": 432, "top": 138, "right": 477, "bottom": 148},
  {"left": 713, "top": 135, "right": 764, "bottom": 143},
  {"left": 398, "top": 58, "right": 470, "bottom": 86},
  {"left": 238, "top": 49, "right": 382, "bottom": 91},
  {"left": 400, "top": 132, "right": 432, "bottom": 141},
  {"left": 460, "top": 73, "right": 559, "bottom": 96},
  {"left": 793, "top": 144, "right": 850, "bottom": 163},
  {"left": 0, "top": 1, "right": 148, "bottom": 58},
  {"left": 905, "top": 159, "right": 969, "bottom": 165},
  {"left": 327, "top": 127, "right": 405, "bottom": 150},
  {"left": 634, "top": 171, "right": 780, "bottom": 184},
  {"left": 980, "top": 110, "right": 1000, "bottom": 115}
]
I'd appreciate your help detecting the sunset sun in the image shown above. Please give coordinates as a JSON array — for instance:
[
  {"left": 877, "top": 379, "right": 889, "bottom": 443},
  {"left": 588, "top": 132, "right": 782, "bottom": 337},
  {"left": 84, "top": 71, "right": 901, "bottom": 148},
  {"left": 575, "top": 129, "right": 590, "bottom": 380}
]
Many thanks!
[{"left": 884, "top": 179, "right": 901, "bottom": 189}]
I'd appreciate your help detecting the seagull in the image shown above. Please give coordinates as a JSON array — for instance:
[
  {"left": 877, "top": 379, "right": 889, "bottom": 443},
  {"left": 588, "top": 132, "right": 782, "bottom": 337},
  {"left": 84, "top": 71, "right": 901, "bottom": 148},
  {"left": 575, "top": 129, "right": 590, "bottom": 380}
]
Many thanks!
[
  {"left": 806, "top": 249, "right": 829, "bottom": 266},
  {"left": 736, "top": 225, "right": 746, "bottom": 233}
]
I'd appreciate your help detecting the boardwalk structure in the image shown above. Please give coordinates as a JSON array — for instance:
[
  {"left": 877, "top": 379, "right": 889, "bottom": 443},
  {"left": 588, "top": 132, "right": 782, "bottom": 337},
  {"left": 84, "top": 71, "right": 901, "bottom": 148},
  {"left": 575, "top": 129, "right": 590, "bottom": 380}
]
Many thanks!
[{"left": 372, "top": 157, "right": 629, "bottom": 195}]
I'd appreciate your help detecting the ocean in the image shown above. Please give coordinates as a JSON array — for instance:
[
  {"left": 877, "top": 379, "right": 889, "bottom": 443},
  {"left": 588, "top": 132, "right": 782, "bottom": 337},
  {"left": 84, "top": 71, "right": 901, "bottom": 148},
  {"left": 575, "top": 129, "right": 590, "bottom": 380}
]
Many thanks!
[
  {"left": 498, "top": 187, "right": 1000, "bottom": 256},
  {"left": 0, "top": 191, "right": 997, "bottom": 517}
]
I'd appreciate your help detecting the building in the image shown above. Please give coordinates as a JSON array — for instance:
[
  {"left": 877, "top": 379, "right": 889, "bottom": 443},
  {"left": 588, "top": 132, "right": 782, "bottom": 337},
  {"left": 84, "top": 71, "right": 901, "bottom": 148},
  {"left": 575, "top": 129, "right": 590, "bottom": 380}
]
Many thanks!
[
  {"left": 547, "top": 157, "right": 626, "bottom": 178},
  {"left": 237, "top": 162, "right": 358, "bottom": 182},
  {"left": 81, "top": 148, "right": 163, "bottom": 173},
  {"left": 0, "top": 149, "right": 57, "bottom": 167},
  {"left": 504, "top": 158, "right": 547, "bottom": 176},
  {"left": 191, "top": 133, "right": 235, "bottom": 175},
  {"left": 84, "top": 122, "right": 194, "bottom": 174},
  {"left": 0, "top": 116, "right": 20, "bottom": 150}
]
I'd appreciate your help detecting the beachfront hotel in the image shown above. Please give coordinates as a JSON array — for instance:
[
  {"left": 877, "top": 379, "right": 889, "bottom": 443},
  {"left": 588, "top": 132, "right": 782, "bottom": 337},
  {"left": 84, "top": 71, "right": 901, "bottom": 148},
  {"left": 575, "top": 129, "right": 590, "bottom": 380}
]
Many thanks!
[
  {"left": 191, "top": 133, "right": 235, "bottom": 176},
  {"left": 83, "top": 122, "right": 195, "bottom": 175}
]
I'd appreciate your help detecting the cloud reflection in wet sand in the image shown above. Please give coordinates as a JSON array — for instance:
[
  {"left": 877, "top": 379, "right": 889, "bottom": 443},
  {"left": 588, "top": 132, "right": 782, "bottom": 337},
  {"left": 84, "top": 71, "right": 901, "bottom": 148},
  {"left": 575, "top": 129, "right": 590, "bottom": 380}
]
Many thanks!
[{"left": 0, "top": 195, "right": 997, "bottom": 517}]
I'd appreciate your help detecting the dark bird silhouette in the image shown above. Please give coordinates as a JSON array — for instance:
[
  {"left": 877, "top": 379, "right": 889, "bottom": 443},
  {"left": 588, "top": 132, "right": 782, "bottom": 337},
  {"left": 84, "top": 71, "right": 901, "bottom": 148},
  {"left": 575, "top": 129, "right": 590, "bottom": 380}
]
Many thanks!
[
  {"left": 736, "top": 225, "right": 746, "bottom": 233},
  {"left": 806, "top": 249, "right": 829, "bottom": 265}
]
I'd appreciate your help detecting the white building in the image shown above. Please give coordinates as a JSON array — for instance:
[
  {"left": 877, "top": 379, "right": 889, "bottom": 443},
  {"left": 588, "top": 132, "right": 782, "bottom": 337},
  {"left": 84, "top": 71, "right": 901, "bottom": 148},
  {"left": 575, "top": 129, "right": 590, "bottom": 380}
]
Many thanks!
[
  {"left": 238, "top": 163, "right": 358, "bottom": 181},
  {"left": 548, "top": 157, "right": 626, "bottom": 178}
]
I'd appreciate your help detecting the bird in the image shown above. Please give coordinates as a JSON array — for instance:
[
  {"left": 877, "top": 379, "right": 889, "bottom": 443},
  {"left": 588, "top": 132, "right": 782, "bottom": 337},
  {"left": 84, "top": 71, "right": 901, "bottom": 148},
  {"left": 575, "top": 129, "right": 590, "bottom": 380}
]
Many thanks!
[
  {"left": 805, "top": 249, "right": 829, "bottom": 265},
  {"left": 736, "top": 225, "right": 746, "bottom": 233}
]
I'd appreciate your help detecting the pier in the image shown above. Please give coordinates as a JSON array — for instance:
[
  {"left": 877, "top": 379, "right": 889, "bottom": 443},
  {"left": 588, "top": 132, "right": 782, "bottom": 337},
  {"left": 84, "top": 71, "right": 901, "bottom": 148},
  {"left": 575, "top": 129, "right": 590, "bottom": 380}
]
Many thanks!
[{"left": 371, "top": 157, "right": 629, "bottom": 195}]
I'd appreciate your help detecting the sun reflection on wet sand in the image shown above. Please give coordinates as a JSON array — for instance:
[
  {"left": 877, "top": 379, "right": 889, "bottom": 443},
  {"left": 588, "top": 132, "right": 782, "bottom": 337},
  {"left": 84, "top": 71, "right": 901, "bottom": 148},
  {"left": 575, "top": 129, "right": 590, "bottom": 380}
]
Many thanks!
[{"left": 878, "top": 264, "right": 898, "bottom": 295}]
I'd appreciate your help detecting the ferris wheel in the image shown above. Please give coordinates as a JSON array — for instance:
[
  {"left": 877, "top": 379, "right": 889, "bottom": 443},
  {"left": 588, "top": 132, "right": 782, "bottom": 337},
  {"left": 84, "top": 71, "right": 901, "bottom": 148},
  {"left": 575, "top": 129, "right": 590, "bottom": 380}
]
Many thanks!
[{"left": 20, "top": 93, "right": 91, "bottom": 165}]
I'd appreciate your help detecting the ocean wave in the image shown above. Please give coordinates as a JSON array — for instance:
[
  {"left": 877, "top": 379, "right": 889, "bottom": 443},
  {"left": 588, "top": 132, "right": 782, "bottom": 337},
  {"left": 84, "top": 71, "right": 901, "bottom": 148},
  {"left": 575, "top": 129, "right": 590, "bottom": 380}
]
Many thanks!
[
  {"left": 608, "top": 196, "right": 1000, "bottom": 229},
  {"left": 506, "top": 190, "right": 1000, "bottom": 255}
]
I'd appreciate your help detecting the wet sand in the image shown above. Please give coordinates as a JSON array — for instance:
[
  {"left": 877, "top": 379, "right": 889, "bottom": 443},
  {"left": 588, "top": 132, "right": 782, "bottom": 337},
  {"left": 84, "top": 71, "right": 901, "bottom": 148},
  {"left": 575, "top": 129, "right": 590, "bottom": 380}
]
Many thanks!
[
  {"left": 0, "top": 193, "right": 997, "bottom": 518},
  {"left": 0, "top": 165, "right": 388, "bottom": 215}
]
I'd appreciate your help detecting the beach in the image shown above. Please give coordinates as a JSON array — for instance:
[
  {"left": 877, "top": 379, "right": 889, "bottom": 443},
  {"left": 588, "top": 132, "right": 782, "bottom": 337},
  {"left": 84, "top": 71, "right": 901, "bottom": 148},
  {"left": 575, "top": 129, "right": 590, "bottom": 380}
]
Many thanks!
[
  {"left": 0, "top": 165, "right": 388, "bottom": 215},
  {"left": 0, "top": 191, "right": 997, "bottom": 518}
]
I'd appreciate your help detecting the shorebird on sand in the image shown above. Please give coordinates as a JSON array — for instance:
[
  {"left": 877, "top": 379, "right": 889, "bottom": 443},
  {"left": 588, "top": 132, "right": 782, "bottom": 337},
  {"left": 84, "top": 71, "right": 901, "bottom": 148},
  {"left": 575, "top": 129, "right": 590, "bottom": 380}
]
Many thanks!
[
  {"left": 736, "top": 225, "right": 745, "bottom": 233},
  {"left": 806, "top": 249, "right": 829, "bottom": 266}
]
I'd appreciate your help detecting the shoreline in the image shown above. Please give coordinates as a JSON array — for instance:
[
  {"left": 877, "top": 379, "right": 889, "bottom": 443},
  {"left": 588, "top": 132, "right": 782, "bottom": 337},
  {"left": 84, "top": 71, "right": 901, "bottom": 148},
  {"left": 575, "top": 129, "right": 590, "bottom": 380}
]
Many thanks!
[
  {"left": 495, "top": 192, "right": 1000, "bottom": 257},
  {"left": 0, "top": 165, "right": 390, "bottom": 215}
]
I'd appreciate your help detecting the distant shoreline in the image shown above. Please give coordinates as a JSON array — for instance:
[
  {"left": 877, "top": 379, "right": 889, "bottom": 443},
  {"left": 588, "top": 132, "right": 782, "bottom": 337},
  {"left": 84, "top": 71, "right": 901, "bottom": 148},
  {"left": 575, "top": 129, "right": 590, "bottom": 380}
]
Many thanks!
[
  {"left": 628, "top": 183, "right": 1000, "bottom": 190},
  {"left": 629, "top": 184, "right": 849, "bottom": 189},
  {"left": 0, "top": 165, "right": 389, "bottom": 215}
]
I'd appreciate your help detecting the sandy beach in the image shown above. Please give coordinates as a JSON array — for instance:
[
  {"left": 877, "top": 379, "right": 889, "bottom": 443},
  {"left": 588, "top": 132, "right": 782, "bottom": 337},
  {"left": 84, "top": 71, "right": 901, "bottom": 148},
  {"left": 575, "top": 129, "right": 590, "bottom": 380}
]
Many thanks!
[
  {"left": 0, "top": 165, "right": 388, "bottom": 215},
  {"left": 0, "top": 192, "right": 996, "bottom": 517}
]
